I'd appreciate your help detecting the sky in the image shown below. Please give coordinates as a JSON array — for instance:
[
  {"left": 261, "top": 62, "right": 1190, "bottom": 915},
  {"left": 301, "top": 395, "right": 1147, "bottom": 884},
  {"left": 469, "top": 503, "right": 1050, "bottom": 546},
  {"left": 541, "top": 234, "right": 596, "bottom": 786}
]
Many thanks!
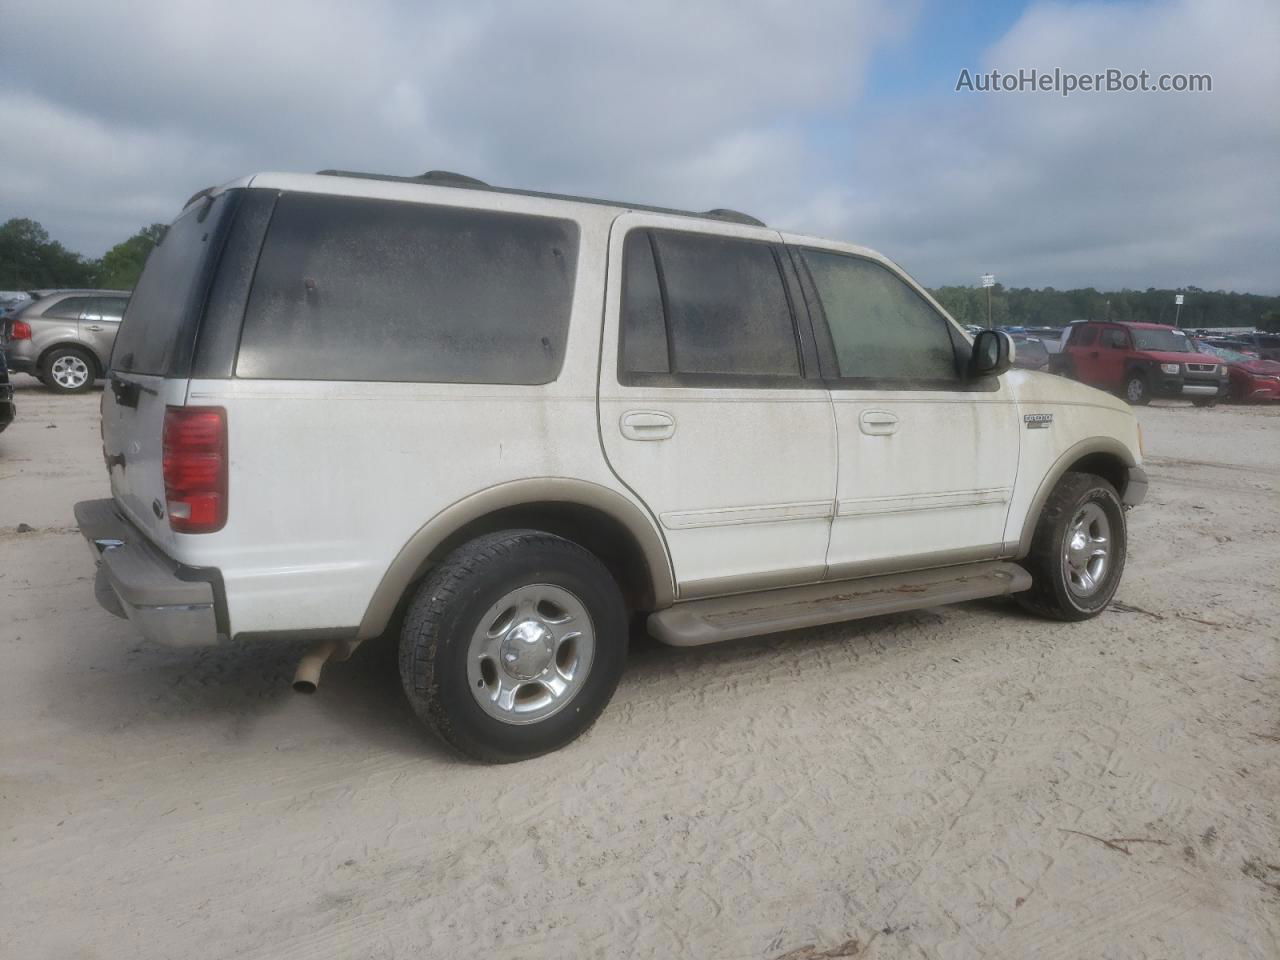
[{"left": 2, "top": 0, "right": 1277, "bottom": 293}]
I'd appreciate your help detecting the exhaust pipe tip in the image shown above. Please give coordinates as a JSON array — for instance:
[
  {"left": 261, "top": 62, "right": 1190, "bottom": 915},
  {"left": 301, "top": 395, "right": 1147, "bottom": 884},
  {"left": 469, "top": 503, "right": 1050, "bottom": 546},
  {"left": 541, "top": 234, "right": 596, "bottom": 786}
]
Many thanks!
[{"left": 292, "top": 641, "right": 338, "bottom": 694}]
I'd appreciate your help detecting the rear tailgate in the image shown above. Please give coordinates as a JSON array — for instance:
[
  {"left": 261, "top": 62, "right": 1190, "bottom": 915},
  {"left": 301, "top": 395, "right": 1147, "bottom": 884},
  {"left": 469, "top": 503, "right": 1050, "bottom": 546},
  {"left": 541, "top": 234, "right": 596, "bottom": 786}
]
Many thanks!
[{"left": 102, "top": 191, "right": 239, "bottom": 549}]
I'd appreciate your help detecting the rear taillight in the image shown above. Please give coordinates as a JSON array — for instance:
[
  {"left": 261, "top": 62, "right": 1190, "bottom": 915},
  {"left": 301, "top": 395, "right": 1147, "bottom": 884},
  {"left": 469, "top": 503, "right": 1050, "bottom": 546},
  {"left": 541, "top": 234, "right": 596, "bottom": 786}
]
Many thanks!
[
  {"left": 11, "top": 319, "right": 31, "bottom": 340},
  {"left": 162, "top": 406, "right": 227, "bottom": 533}
]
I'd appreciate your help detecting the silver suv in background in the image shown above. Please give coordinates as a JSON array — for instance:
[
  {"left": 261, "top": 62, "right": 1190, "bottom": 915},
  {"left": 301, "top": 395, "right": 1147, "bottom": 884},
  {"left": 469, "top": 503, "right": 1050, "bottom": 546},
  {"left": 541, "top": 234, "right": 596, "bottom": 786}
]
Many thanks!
[{"left": 2, "top": 289, "right": 131, "bottom": 393}]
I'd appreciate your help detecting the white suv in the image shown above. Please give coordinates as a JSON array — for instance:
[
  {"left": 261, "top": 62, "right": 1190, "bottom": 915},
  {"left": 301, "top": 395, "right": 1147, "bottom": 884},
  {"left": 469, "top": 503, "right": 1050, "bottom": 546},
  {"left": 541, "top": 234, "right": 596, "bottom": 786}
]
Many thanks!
[{"left": 76, "top": 169, "right": 1147, "bottom": 762}]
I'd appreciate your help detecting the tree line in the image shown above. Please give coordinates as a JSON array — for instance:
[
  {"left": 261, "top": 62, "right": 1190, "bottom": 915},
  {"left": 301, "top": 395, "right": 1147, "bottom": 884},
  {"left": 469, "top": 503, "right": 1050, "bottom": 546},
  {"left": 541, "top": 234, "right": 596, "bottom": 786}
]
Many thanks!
[
  {"left": 930, "top": 283, "right": 1280, "bottom": 332},
  {"left": 3, "top": 215, "right": 1278, "bottom": 332},
  {"left": 0, "top": 218, "right": 166, "bottom": 292}
]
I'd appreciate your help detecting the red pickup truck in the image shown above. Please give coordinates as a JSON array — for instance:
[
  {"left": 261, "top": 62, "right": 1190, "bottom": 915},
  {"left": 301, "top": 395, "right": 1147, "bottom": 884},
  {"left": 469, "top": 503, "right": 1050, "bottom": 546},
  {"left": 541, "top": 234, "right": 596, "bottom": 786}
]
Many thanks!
[{"left": 1053, "top": 321, "right": 1229, "bottom": 406}]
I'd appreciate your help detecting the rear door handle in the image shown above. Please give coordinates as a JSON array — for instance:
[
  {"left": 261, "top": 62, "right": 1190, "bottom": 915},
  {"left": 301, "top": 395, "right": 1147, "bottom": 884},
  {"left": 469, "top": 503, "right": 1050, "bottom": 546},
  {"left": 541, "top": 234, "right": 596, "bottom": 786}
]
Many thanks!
[
  {"left": 85, "top": 324, "right": 105, "bottom": 331},
  {"left": 859, "top": 410, "right": 899, "bottom": 436},
  {"left": 620, "top": 410, "right": 675, "bottom": 441}
]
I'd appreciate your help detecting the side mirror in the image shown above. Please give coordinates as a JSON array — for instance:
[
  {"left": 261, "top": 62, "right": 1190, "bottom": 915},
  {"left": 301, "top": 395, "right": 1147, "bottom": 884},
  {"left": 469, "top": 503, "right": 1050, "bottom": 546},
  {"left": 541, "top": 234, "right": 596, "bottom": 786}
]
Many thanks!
[{"left": 968, "top": 330, "right": 1014, "bottom": 378}]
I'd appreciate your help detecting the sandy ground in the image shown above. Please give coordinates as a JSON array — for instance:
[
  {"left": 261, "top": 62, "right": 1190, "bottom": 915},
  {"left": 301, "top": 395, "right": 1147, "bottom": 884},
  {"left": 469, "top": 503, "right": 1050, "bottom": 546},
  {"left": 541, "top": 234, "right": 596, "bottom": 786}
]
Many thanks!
[{"left": 1, "top": 375, "right": 1278, "bottom": 960}]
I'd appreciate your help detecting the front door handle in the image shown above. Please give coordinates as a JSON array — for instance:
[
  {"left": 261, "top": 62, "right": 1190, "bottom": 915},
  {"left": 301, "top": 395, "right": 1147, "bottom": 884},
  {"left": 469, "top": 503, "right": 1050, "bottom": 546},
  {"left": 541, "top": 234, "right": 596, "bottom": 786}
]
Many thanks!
[
  {"left": 859, "top": 409, "right": 899, "bottom": 436},
  {"left": 620, "top": 410, "right": 675, "bottom": 441}
]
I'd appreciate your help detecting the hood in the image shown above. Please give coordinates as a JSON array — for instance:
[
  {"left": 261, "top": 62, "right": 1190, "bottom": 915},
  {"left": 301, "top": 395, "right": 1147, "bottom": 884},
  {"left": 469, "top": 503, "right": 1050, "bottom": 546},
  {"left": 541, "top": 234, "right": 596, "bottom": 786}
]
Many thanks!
[
  {"left": 1238, "top": 358, "right": 1280, "bottom": 375},
  {"left": 1006, "top": 368, "right": 1132, "bottom": 414},
  {"left": 1133, "top": 350, "right": 1215, "bottom": 366}
]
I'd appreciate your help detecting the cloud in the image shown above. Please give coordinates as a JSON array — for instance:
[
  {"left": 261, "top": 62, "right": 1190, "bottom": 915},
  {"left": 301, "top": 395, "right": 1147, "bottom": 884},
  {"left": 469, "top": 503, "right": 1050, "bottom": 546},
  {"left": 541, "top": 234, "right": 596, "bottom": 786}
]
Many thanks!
[
  {"left": 1, "top": 0, "right": 1276, "bottom": 294},
  {"left": 812, "top": 0, "right": 1280, "bottom": 292},
  {"left": 1, "top": 0, "right": 907, "bottom": 254}
]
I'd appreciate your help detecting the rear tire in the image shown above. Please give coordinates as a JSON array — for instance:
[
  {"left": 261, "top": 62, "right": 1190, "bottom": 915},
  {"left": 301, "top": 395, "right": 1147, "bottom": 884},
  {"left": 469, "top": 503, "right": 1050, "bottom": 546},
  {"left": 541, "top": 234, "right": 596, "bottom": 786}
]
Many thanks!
[
  {"left": 1123, "top": 373, "right": 1150, "bottom": 406},
  {"left": 41, "top": 346, "right": 96, "bottom": 394},
  {"left": 399, "top": 529, "right": 627, "bottom": 763},
  {"left": 1017, "top": 472, "right": 1126, "bottom": 622}
]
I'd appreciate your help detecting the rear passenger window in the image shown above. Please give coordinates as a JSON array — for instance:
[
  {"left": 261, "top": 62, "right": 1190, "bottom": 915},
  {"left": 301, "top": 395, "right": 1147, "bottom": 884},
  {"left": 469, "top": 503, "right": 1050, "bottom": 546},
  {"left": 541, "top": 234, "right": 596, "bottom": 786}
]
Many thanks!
[
  {"left": 619, "top": 229, "right": 801, "bottom": 383},
  {"left": 800, "top": 250, "right": 957, "bottom": 382},
  {"left": 44, "top": 297, "right": 96, "bottom": 320},
  {"left": 1072, "top": 326, "right": 1099, "bottom": 347},
  {"left": 236, "top": 194, "right": 579, "bottom": 384},
  {"left": 1100, "top": 329, "right": 1129, "bottom": 349}
]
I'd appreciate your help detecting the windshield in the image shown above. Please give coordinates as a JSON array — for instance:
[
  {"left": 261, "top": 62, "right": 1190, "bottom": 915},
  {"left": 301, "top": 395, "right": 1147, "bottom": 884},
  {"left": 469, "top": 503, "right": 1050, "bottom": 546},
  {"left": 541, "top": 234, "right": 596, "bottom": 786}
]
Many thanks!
[
  {"left": 1132, "top": 329, "right": 1193, "bottom": 352},
  {"left": 1204, "top": 345, "right": 1253, "bottom": 363}
]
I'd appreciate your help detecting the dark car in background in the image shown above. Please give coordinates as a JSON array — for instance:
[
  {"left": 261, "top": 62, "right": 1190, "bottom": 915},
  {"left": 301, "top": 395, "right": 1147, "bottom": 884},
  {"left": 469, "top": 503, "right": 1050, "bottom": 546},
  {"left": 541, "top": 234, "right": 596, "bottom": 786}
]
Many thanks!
[{"left": 0, "top": 347, "right": 13, "bottom": 434}]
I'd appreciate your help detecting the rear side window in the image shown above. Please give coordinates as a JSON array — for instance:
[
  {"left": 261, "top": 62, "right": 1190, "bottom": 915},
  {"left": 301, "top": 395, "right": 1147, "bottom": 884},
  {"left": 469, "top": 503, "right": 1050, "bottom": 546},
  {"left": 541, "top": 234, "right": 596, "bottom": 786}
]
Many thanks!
[
  {"left": 1071, "top": 326, "right": 1098, "bottom": 347},
  {"left": 800, "top": 250, "right": 957, "bottom": 382},
  {"left": 112, "top": 193, "right": 236, "bottom": 376},
  {"left": 619, "top": 229, "right": 801, "bottom": 383},
  {"left": 235, "top": 194, "right": 579, "bottom": 384},
  {"left": 44, "top": 296, "right": 97, "bottom": 320}
]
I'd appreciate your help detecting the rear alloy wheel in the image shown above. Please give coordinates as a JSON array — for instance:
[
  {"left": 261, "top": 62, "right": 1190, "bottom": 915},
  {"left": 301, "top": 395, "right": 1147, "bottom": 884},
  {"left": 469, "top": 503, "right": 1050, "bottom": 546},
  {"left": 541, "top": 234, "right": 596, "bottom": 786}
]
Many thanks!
[
  {"left": 399, "top": 529, "right": 627, "bottom": 762},
  {"left": 1124, "top": 373, "right": 1150, "bottom": 406},
  {"left": 42, "top": 346, "right": 96, "bottom": 394},
  {"left": 1017, "top": 471, "right": 1127, "bottom": 621}
]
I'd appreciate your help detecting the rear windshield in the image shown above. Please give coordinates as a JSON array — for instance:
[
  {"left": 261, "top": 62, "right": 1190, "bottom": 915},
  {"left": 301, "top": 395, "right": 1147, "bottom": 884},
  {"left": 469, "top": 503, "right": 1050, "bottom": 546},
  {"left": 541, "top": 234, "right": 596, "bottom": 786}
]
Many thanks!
[
  {"left": 1132, "top": 329, "right": 1193, "bottom": 352},
  {"left": 234, "top": 193, "right": 579, "bottom": 384},
  {"left": 112, "top": 193, "right": 236, "bottom": 375}
]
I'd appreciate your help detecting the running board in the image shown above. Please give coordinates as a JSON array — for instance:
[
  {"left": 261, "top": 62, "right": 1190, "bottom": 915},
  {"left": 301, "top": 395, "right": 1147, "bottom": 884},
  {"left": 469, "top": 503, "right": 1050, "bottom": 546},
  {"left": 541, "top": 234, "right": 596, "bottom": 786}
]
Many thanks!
[{"left": 648, "top": 561, "right": 1032, "bottom": 647}]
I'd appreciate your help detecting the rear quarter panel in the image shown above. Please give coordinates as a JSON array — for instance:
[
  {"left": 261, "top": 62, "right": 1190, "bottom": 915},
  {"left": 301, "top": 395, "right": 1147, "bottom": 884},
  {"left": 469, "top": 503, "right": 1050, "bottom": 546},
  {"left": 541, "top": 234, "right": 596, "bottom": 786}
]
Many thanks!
[{"left": 174, "top": 201, "right": 646, "bottom": 637}]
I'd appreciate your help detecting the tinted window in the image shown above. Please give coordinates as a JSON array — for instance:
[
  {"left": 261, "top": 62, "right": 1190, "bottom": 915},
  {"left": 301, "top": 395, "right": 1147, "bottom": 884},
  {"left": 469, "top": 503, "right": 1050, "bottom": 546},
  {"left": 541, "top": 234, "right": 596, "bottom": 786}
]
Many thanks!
[
  {"left": 113, "top": 193, "right": 235, "bottom": 375},
  {"left": 97, "top": 297, "right": 127, "bottom": 322},
  {"left": 237, "top": 194, "right": 578, "bottom": 384},
  {"left": 620, "top": 232, "right": 669, "bottom": 375},
  {"left": 801, "top": 250, "right": 956, "bottom": 381},
  {"left": 647, "top": 230, "right": 798, "bottom": 378},
  {"left": 44, "top": 296, "right": 96, "bottom": 320},
  {"left": 1071, "top": 326, "right": 1098, "bottom": 347},
  {"left": 1100, "top": 328, "right": 1129, "bottom": 349}
]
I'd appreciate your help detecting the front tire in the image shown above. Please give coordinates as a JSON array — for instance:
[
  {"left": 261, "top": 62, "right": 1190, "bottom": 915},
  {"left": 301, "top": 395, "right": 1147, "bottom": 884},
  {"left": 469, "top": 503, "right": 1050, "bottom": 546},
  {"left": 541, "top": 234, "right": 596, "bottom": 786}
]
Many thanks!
[
  {"left": 1123, "top": 373, "right": 1150, "bottom": 406},
  {"left": 1017, "top": 472, "right": 1127, "bottom": 621},
  {"left": 399, "top": 530, "right": 627, "bottom": 763},
  {"left": 41, "top": 346, "right": 96, "bottom": 393}
]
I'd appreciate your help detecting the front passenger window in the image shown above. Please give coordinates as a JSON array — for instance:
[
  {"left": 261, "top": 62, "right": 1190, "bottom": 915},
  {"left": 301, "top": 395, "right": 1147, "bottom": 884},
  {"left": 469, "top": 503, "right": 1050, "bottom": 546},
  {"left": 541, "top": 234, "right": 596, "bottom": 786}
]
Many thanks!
[{"left": 801, "top": 250, "right": 958, "bottom": 381}]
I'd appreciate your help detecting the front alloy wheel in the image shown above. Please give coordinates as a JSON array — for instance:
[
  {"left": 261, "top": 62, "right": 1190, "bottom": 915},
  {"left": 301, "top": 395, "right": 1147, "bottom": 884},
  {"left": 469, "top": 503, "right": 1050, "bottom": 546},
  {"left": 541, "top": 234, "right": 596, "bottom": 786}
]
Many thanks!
[
  {"left": 1061, "top": 502, "right": 1111, "bottom": 597},
  {"left": 1018, "top": 471, "right": 1127, "bottom": 621}
]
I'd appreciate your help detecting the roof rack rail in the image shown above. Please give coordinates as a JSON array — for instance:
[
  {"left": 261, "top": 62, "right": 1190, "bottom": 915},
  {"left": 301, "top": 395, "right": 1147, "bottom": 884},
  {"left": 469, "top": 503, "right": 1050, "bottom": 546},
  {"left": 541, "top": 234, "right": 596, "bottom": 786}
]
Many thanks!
[
  {"left": 316, "top": 169, "right": 488, "bottom": 188},
  {"left": 311, "top": 169, "right": 766, "bottom": 227},
  {"left": 701, "top": 208, "right": 766, "bottom": 227}
]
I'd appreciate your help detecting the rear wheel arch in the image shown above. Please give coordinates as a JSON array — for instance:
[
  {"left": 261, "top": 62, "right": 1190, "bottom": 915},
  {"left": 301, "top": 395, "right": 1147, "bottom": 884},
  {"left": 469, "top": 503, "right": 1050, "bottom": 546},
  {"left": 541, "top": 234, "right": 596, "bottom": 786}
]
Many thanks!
[
  {"left": 1017, "top": 440, "right": 1136, "bottom": 558},
  {"left": 358, "top": 479, "right": 674, "bottom": 640}
]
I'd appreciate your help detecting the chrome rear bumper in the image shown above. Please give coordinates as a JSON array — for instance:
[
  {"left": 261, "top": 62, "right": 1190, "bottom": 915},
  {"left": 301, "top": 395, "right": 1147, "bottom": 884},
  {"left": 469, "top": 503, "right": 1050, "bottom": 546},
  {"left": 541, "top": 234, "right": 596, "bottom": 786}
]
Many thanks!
[{"left": 75, "top": 498, "right": 221, "bottom": 647}]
